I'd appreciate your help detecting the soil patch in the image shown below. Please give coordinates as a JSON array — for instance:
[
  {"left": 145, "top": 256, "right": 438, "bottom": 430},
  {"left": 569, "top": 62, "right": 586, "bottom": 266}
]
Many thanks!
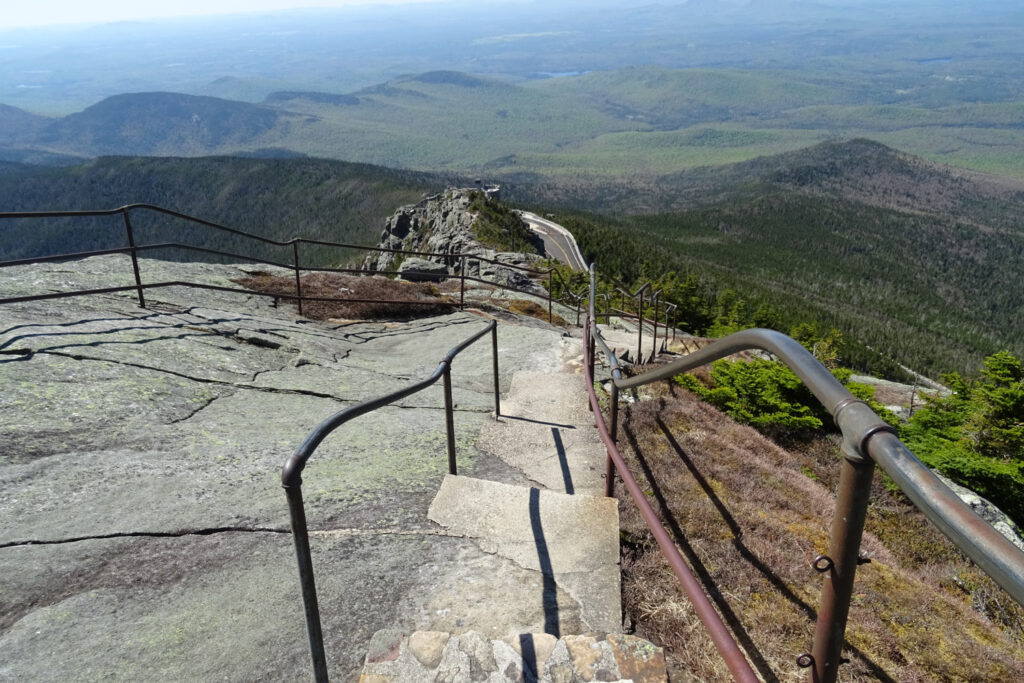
[{"left": 236, "top": 271, "right": 455, "bottom": 320}]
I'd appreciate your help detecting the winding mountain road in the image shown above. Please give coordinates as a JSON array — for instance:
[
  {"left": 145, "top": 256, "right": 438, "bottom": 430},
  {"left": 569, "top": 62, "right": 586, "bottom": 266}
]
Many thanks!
[{"left": 520, "top": 211, "right": 588, "bottom": 270}]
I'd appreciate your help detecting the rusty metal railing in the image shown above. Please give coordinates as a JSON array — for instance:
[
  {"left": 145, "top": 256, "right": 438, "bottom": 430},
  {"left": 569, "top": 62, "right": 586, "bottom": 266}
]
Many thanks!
[
  {"left": 583, "top": 285, "right": 759, "bottom": 682},
  {"left": 281, "top": 320, "right": 500, "bottom": 682},
  {"left": 585, "top": 264, "right": 1024, "bottom": 683},
  {"left": 590, "top": 276, "right": 677, "bottom": 364},
  {"left": 0, "top": 205, "right": 578, "bottom": 323}
]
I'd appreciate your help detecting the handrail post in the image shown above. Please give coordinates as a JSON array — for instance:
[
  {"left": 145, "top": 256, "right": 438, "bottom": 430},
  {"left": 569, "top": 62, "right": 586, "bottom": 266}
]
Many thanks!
[
  {"left": 443, "top": 362, "right": 457, "bottom": 475},
  {"left": 284, "top": 483, "right": 329, "bottom": 683},
  {"left": 809, "top": 452, "right": 875, "bottom": 683},
  {"left": 610, "top": 382, "right": 619, "bottom": 445},
  {"left": 460, "top": 256, "right": 466, "bottom": 310},
  {"left": 651, "top": 293, "right": 659, "bottom": 360},
  {"left": 121, "top": 209, "right": 146, "bottom": 308},
  {"left": 292, "top": 241, "right": 303, "bottom": 316},
  {"left": 547, "top": 269, "right": 553, "bottom": 323},
  {"left": 491, "top": 324, "right": 501, "bottom": 418},
  {"left": 605, "top": 387, "right": 617, "bottom": 497},
  {"left": 587, "top": 331, "right": 596, "bottom": 413},
  {"left": 636, "top": 289, "right": 644, "bottom": 364}
]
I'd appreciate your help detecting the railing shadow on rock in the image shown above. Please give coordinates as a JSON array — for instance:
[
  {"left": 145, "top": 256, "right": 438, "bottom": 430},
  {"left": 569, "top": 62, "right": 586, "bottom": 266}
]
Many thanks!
[
  {"left": 582, "top": 264, "right": 1024, "bottom": 683},
  {"left": 0, "top": 204, "right": 580, "bottom": 324}
]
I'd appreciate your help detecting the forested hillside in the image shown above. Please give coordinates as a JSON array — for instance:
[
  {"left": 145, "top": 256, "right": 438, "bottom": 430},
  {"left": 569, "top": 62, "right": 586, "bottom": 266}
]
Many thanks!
[
  {"left": 3, "top": 139, "right": 1021, "bottom": 380},
  {"left": 539, "top": 141, "right": 1024, "bottom": 377},
  {"left": 0, "top": 156, "right": 445, "bottom": 266}
]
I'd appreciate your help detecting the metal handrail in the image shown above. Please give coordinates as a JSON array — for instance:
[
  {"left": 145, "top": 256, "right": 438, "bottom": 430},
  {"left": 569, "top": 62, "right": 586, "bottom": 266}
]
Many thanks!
[
  {"left": 0, "top": 205, "right": 580, "bottom": 322},
  {"left": 606, "top": 327, "right": 1024, "bottom": 600},
  {"left": 585, "top": 264, "right": 1024, "bottom": 683},
  {"left": 282, "top": 320, "right": 500, "bottom": 682},
  {"left": 582, "top": 317, "right": 759, "bottom": 682}
]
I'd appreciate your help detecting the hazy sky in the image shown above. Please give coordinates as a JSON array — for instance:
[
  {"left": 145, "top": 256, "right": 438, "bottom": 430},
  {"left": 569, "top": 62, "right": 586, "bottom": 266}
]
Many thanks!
[{"left": 0, "top": 0, "right": 450, "bottom": 29}]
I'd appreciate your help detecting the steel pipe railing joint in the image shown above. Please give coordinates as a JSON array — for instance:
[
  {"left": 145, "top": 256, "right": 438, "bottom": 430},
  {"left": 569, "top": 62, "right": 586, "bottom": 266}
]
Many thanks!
[
  {"left": 281, "top": 452, "right": 305, "bottom": 489},
  {"left": 833, "top": 399, "right": 897, "bottom": 464}
]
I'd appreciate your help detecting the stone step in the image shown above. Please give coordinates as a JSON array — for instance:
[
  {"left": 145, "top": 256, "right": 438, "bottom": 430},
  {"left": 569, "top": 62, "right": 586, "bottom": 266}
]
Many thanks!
[
  {"left": 428, "top": 475, "right": 621, "bottom": 635},
  {"left": 359, "top": 629, "right": 667, "bottom": 683},
  {"left": 595, "top": 322, "right": 667, "bottom": 366},
  {"left": 477, "top": 366, "right": 607, "bottom": 497}
]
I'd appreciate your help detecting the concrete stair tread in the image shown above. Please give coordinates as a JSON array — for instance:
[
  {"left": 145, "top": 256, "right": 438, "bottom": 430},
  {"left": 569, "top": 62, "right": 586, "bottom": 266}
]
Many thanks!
[
  {"left": 478, "top": 369, "right": 607, "bottom": 495},
  {"left": 428, "top": 474, "right": 621, "bottom": 636},
  {"left": 594, "top": 321, "right": 667, "bottom": 366},
  {"left": 360, "top": 629, "right": 667, "bottom": 683}
]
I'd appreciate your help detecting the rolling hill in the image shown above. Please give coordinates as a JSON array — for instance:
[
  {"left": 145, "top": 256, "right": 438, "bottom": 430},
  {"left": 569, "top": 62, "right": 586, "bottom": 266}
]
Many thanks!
[
  {"left": 0, "top": 155, "right": 446, "bottom": 266},
  {"left": 539, "top": 140, "right": 1024, "bottom": 377},
  {"left": 5, "top": 64, "right": 1024, "bottom": 182},
  {"left": 31, "top": 93, "right": 311, "bottom": 157}
]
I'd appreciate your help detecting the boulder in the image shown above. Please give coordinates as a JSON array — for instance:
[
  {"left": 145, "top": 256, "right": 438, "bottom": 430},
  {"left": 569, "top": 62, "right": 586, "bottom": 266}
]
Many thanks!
[{"left": 398, "top": 257, "right": 449, "bottom": 282}]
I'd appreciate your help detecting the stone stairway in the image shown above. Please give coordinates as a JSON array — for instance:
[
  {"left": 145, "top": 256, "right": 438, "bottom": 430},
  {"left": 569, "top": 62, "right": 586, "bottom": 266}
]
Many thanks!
[
  {"left": 360, "top": 629, "right": 666, "bottom": 682},
  {"left": 595, "top": 320, "right": 669, "bottom": 365},
  {"left": 358, "top": 332, "right": 667, "bottom": 682}
]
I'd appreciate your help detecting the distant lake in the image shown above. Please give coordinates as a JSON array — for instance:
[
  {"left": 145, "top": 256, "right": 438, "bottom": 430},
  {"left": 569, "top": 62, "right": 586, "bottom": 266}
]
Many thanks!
[{"left": 918, "top": 57, "right": 953, "bottom": 64}]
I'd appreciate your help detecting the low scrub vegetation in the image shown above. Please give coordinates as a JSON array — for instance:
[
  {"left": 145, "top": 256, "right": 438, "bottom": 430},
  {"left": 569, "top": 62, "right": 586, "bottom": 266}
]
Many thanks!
[
  {"left": 615, "top": 386, "right": 1024, "bottom": 681},
  {"left": 675, "top": 346, "right": 1024, "bottom": 529},
  {"left": 505, "top": 299, "right": 570, "bottom": 327},
  {"left": 467, "top": 191, "right": 540, "bottom": 254},
  {"left": 901, "top": 351, "right": 1024, "bottom": 527}
]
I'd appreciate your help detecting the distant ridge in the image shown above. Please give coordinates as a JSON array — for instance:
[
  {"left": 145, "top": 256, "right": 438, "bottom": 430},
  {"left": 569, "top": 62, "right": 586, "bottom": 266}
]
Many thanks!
[
  {"left": 535, "top": 138, "right": 1024, "bottom": 220},
  {"left": 0, "top": 104, "right": 49, "bottom": 145},
  {"left": 265, "top": 91, "right": 360, "bottom": 106},
  {"left": 33, "top": 92, "right": 299, "bottom": 157},
  {"left": 0, "top": 155, "right": 446, "bottom": 263},
  {"left": 3, "top": 66, "right": 1024, "bottom": 182},
  {"left": 405, "top": 71, "right": 494, "bottom": 88}
]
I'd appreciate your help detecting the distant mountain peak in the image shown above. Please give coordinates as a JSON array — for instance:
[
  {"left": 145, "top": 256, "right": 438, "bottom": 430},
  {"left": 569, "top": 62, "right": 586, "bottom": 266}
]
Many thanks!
[{"left": 34, "top": 92, "right": 288, "bottom": 157}]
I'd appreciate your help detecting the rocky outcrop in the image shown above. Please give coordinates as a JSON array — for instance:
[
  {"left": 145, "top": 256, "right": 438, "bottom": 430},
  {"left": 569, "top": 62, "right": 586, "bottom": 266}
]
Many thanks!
[
  {"left": 363, "top": 188, "right": 544, "bottom": 290},
  {"left": 397, "top": 257, "right": 449, "bottom": 282},
  {"left": 933, "top": 472, "right": 1024, "bottom": 551}
]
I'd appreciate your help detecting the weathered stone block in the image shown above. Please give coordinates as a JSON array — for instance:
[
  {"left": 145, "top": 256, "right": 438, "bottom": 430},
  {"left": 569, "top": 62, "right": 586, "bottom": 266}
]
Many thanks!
[
  {"left": 366, "top": 628, "right": 404, "bottom": 664},
  {"left": 607, "top": 633, "right": 666, "bottom": 683},
  {"left": 398, "top": 257, "right": 449, "bottom": 282},
  {"left": 408, "top": 630, "right": 449, "bottom": 670}
]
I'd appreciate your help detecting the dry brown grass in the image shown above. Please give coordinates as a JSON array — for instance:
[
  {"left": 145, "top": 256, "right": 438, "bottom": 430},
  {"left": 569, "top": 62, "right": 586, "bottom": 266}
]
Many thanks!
[
  {"left": 614, "top": 384, "right": 1024, "bottom": 682},
  {"left": 504, "top": 299, "right": 570, "bottom": 327},
  {"left": 235, "top": 271, "right": 455, "bottom": 320}
]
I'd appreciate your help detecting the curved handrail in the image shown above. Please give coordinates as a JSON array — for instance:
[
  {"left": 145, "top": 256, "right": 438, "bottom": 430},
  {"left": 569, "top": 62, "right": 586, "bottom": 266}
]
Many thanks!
[
  {"left": 585, "top": 264, "right": 1024, "bottom": 682},
  {"left": 583, "top": 316, "right": 758, "bottom": 682},
  {"left": 281, "top": 320, "right": 500, "bottom": 682},
  {"left": 282, "top": 320, "right": 496, "bottom": 486},
  {"left": 608, "top": 324, "right": 1024, "bottom": 599}
]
